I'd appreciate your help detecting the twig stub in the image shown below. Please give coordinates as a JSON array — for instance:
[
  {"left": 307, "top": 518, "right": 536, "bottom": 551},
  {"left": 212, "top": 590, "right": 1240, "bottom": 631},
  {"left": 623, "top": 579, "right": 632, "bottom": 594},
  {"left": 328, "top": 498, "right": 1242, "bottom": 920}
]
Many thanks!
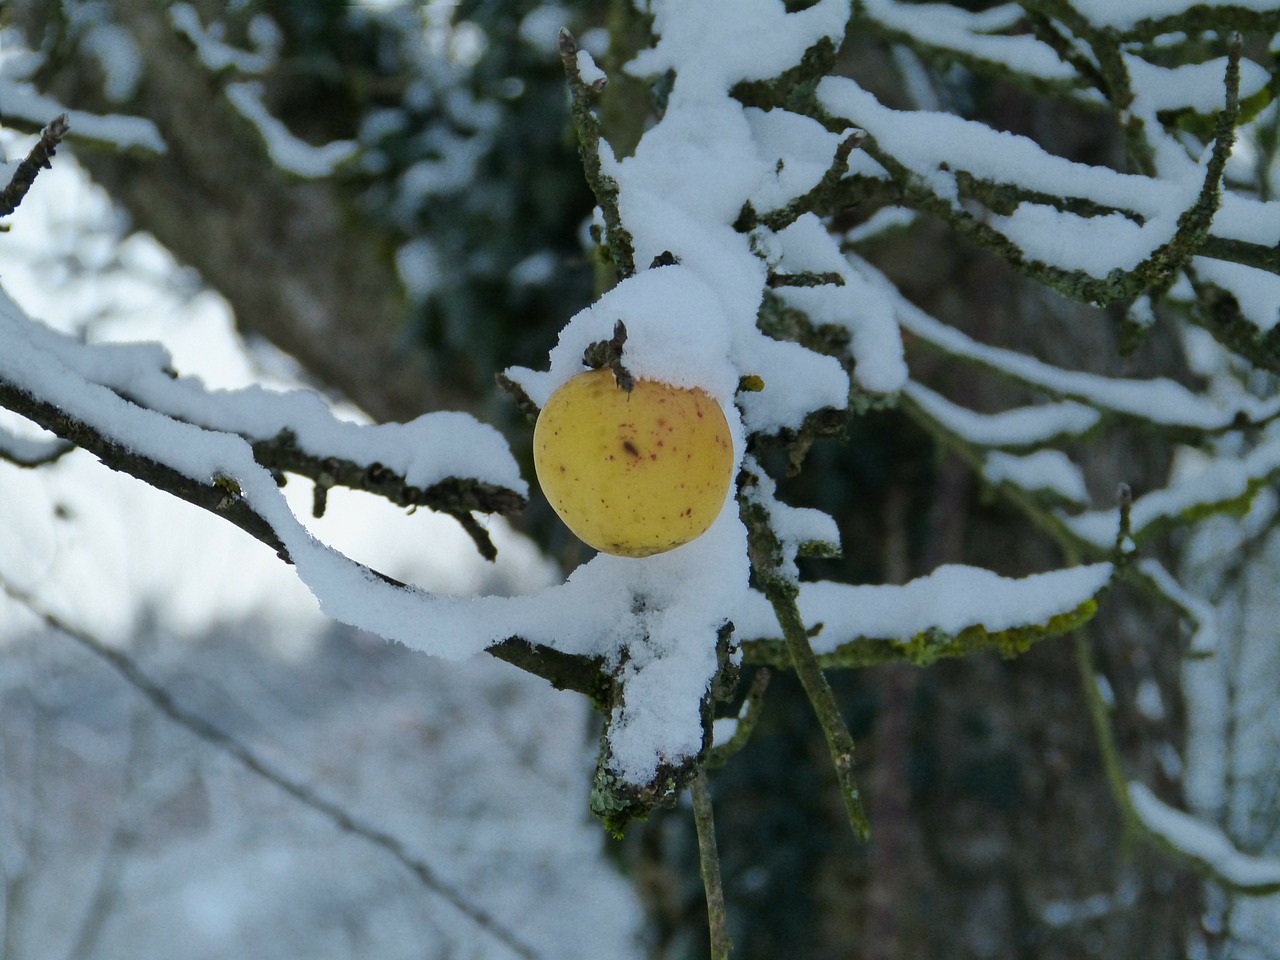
[{"left": 0, "top": 113, "right": 71, "bottom": 220}]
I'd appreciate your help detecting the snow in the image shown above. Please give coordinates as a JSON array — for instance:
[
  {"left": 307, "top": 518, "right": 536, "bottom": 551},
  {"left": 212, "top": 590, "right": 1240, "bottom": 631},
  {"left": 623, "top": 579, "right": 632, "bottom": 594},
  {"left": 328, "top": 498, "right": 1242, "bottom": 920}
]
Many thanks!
[
  {"left": 1073, "top": 0, "right": 1280, "bottom": 30},
  {"left": 1, "top": 0, "right": 1136, "bottom": 789},
  {"left": 1, "top": 0, "right": 872, "bottom": 789},
  {"left": 0, "top": 161, "right": 549, "bottom": 651},
  {"left": 1137, "top": 559, "right": 1219, "bottom": 657},
  {"left": 1, "top": 285, "right": 513, "bottom": 647},
  {"left": 395, "top": 237, "right": 442, "bottom": 302},
  {"left": 1125, "top": 54, "right": 1269, "bottom": 115},
  {"left": 508, "top": 265, "right": 741, "bottom": 407},
  {"left": 1096, "top": 674, "right": 1115, "bottom": 707},
  {"left": 1192, "top": 257, "right": 1280, "bottom": 334},
  {"left": 10, "top": 0, "right": 1267, "bottom": 809},
  {"left": 4, "top": 301, "right": 525, "bottom": 495},
  {"left": 519, "top": 5, "right": 572, "bottom": 53},
  {"left": 1213, "top": 193, "right": 1280, "bottom": 246},
  {"left": 819, "top": 75, "right": 1184, "bottom": 209},
  {"left": 873, "top": 259, "right": 1275, "bottom": 429},
  {"left": 0, "top": 425, "right": 64, "bottom": 464},
  {"left": 740, "top": 456, "right": 840, "bottom": 584},
  {"left": 26, "top": 0, "right": 1265, "bottom": 946},
  {"left": 863, "top": 0, "right": 1077, "bottom": 84},
  {"left": 744, "top": 109, "right": 846, "bottom": 214},
  {"left": 1136, "top": 678, "right": 1166, "bottom": 721},
  {"left": 224, "top": 82, "right": 358, "bottom": 178},
  {"left": 398, "top": 130, "right": 489, "bottom": 198},
  {"left": 1178, "top": 476, "right": 1280, "bottom": 877},
  {"left": 0, "top": 79, "right": 165, "bottom": 153},
  {"left": 774, "top": 220, "right": 907, "bottom": 395},
  {"left": 1130, "top": 782, "right": 1280, "bottom": 891},
  {"left": 1041, "top": 883, "right": 1138, "bottom": 929},
  {"left": 817, "top": 74, "right": 1217, "bottom": 276},
  {"left": 169, "top": 4, "right": 280, "bottom": 75},
  {"left": 1066, "top": 438, "right": 1280, "bottom": 548},
  {"left": 511, "top": 250, "right": 559, "bottom": 288},
  {"left": 500, "top": 0, "right": 876, "bottom": 779},
  {"left": 992, "top": 204, "right": 1174, "bottom": 278},
  {"left": 843, "top": 206, "right": 917, "bottom": 244},
  {"left": 734, "top": 562, "right": 1113, "bottom": 649},
  {"left": 0, "top": 257, "right": 752, "bottom": 780},
  {"left": 81, "top": 21, "right": 144, "bottom": 102},
  {"left": 735, "top": 333, "right": 850, "bottom": 433},
  {"left": 626, "top": 0, "right": 850, "bottom": 94},
  {"left": 904, "top": 381, "right": 1101, "bottom": 447},
  {"left": 575, "top": 50, "right": 607, "bottom": 88},
  {"left": 984, "top": 449, "right": 1088, "bottom": 505}
]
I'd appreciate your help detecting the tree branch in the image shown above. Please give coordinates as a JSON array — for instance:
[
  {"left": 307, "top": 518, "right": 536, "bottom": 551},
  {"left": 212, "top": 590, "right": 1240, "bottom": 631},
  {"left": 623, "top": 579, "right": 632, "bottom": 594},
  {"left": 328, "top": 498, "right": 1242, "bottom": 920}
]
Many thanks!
[
  {"left": 250, "top": 429, "right": 523, "bottom": 561},
  {"left": 0, "top": 113, "right": 69, "bottom": 219},
  {"left": 707, "top": 668, "right": 771, "bottom": 770},
  {"left": 0, "top": 374, "right": 611, "bottom": 701},
  {"left": 559, "top": 28, "right": 635, "bottom": 278},
  {"left": 692, "top": 770, "right": 732, "bottom": 960},
  {"left": 0, "top": 426, "right": 74, "bottom": 467},
  {"left": 769, "top": 586, "right": 871, "bottom": 841},
  {"left": 0, "top": 376, "right": 290, "bottom": 557}
]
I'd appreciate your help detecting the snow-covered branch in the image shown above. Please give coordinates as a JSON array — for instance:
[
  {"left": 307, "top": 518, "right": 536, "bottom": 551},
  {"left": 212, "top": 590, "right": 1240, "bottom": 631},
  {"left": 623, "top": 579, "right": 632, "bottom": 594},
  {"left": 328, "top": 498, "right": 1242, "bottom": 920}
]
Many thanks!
[
  {"left": 0, "top": 289, "right": 526, "bottom": 546},
  {"left": 0, "top": 280, "right": 621, "bottom": 699},
  {"left": 739, "top": 562, "right": 1112, "bottom": 669},
  {"left": 1130, "top": 782, "right": 1280, "bottom": 895},
  {"left": 0, "top": 425, "right": 72, "bottom": 467}
]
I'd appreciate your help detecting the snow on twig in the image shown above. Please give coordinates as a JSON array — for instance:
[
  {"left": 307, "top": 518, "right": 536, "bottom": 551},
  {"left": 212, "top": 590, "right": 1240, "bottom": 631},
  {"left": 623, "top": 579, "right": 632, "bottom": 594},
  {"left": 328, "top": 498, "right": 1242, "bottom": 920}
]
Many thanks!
[
  {"left": 869, "top": 258, "right": 1280, "bottom": 430},
  {"left": 0, "top": 425, "right": 73, "bottom": 467},
  {"left": 0, "top": 81, "right": 164, "bottom": 153},
  {"left": 1130, "top": 782, "right": 1280, "bottom": 894}
]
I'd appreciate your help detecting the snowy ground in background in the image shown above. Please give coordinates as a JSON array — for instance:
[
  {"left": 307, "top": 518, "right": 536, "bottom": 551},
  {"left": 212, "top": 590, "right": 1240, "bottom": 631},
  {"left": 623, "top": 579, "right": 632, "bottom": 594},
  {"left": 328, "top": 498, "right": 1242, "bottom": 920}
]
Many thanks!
[{"left": 0, "top": 142, "right": 644, "bottom": 959}]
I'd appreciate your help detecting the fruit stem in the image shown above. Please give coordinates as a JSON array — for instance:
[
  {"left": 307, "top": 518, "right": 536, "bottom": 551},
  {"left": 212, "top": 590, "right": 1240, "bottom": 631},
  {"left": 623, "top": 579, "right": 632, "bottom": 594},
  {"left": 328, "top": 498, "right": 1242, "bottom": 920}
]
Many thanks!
[{"left": 583, "top": 319, "right": 635, "bottom": 392}]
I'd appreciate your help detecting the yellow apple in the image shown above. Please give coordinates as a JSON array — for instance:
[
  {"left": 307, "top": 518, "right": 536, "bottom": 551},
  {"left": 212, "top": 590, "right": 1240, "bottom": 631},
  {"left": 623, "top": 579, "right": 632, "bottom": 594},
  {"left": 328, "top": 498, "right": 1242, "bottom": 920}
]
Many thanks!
[{"left": 533, "top": 368, "right": 735, "bottom": 557}]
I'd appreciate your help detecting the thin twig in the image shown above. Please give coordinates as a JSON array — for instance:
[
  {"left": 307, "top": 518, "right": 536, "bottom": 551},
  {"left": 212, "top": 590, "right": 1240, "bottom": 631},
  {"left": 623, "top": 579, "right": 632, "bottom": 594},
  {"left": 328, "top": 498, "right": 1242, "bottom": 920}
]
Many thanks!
[
  {"left": 558, "top": 28, "right": 634, "bottom": 277},
  {"left": 707, "top": 668, "right": 771, "bottom": 770},
  {"left": 769, "top": 587, "right": 872, "bottom": 841},
  {"left": 0, "top": 114, "right": 69, "bottom": 219},
  {"left": 0, "top": 429, "right": 74, "bottom": 467},
  {"left": 691, "top": 769, "right": 732, "bottom": 960},
  {"left": 739, "top": 468, "right": 871, "bottom": 840},
  {"left": 0, "top": 576, "right": 546, "bottom": 960},
  {"left": 1072, "top": 631, "right": 1140, "bottom": 849}
]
